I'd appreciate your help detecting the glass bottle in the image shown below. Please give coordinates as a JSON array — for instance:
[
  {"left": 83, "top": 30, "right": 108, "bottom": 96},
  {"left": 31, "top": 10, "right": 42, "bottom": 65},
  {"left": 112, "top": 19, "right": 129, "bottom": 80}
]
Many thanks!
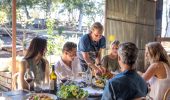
[{"left": 49, "top": 65, "right": 57, "bottom": 94}]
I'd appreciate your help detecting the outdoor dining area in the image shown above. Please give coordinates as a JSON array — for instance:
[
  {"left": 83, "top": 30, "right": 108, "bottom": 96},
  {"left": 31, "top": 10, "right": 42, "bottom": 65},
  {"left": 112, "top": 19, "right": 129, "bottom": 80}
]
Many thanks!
[
  {"left": 0, "top": 70, "right": 105, "bottom": 100},
  {"left": 1, "top": 0, "right": 170, "bottom": 100}
]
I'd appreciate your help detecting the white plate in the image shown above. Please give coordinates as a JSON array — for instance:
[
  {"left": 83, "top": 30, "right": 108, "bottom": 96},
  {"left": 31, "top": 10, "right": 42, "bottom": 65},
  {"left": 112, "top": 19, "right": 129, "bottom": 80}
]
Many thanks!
[
  {"left": 82, "top": 87, "right": 103, "bottom": 97},
  {"left": 23, "top": 93, "right": 58, "bottom": 100},
  {"left": 0, "top": 97, "right": 12, "bottom": 100}
]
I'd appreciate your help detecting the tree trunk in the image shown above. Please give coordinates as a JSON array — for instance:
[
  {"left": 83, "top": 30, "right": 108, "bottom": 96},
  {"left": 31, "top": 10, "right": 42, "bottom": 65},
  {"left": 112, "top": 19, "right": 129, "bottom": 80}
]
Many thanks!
[
  {"left": 46, "top": 0, "right": 52, "bottom": 18},
  {"left": 7, "top": 11, "right": 12, "bottom": 27},
  {"left": 78, "top": 8, "right": 83, "bottom": 31},
  {"left": 7, "top": 5, "right": 12, "bottom": 27},
  {"left": 24, "top": 4, "right": 31, "bottom": 19},
  {"left": 92, "top": 15, "right": 96, "bottom": 23}
]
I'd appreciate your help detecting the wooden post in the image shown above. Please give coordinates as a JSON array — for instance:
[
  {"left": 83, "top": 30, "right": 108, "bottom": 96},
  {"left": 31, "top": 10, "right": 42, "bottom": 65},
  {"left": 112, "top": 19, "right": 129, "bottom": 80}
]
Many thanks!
[{"left": 12, "top": 0, "right": 16, "bottom": 90}]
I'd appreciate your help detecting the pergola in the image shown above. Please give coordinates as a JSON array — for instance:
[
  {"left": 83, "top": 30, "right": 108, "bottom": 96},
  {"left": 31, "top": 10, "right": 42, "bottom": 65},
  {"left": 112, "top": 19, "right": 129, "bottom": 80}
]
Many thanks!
[
  {"left": 12, "top": 0, "right": 16, "bottom": 89},
  {"left": 10, "top": 0, "right": 164, "bottom": 90}
]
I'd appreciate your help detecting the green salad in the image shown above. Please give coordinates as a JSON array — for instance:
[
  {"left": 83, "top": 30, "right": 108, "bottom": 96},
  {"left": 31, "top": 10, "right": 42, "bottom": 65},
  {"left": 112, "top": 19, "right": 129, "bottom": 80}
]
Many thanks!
[{"left": 57, "top": 84, "right": 88, "bottom": 99}]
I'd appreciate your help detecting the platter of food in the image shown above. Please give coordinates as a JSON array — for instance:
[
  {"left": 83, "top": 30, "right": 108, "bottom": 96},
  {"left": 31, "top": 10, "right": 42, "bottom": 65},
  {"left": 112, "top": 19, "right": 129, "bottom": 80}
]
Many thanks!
[
  {"left": 24, "top": 93, "right": 58, "bottom": 100},
  {"left": 92, "top": 71, "right": 114, "bottom": 89},
  {"left": 99, "top": 72, "right": 114, "bottom": 80},
  {"left": 57, "top": 84, "right": 88, "bottom": 100},
  {"left": 92, "top": 79, "right": 105, "bottom": 89}
]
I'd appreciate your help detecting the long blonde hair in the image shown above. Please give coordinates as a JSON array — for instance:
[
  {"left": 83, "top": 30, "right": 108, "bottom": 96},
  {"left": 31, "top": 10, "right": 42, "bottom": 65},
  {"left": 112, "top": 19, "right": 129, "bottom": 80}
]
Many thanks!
[{"left": 145, "top": 42, "right": 170, "bottom": 67}]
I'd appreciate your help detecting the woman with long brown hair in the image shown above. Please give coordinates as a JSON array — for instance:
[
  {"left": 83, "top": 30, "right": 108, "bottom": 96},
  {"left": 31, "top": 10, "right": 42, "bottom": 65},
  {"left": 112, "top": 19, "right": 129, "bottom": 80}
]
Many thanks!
[
  {"left": 142, "top": 42, "right": 170, "bottom": 100},
  {"left": 18, "top": 37, "right": 49, "bottom": 89}
]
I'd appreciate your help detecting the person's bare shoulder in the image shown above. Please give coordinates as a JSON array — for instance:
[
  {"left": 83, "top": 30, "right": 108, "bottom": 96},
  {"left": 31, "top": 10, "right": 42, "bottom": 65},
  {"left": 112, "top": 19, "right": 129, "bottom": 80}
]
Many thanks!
[
  {"left": 150, "top": 62, "right": 161, "bottom": 69},
  {"left": 43, "top": 58, "right": 49, "bottom": 64},
  {"left": 21, "top": 58, "right": 27, "bottom": 64},
  {"left": 20, "top": 59, "right": 28, "bottom": 68}
]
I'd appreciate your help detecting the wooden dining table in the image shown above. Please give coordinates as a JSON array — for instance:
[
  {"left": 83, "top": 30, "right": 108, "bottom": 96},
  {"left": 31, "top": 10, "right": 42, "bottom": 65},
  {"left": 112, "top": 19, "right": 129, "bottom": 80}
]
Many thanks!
[{"left": 0, "top": 89, "right": 102, "bottom": 100}]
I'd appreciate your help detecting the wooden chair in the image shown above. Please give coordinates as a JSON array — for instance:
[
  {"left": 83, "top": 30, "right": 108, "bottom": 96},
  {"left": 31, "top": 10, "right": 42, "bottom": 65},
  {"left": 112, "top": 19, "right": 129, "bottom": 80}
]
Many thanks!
[
  {"left": 133, "top": 97, "right": 146, "bottom": 100},
  {"left": 12, "top": 72, "right": 19, "bottom": 90},
  {"left": 163, "top": 88, "right": 170, "bottom": 100}
]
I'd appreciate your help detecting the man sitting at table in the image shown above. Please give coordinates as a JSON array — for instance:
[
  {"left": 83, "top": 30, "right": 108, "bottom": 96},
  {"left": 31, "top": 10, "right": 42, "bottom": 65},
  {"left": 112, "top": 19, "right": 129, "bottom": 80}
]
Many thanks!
[
  {"left": 54, "top": 42, "right": 82, "bottom": 82},
  {"left": 102, "top": 42, "right": 148, "bottom": 100}
]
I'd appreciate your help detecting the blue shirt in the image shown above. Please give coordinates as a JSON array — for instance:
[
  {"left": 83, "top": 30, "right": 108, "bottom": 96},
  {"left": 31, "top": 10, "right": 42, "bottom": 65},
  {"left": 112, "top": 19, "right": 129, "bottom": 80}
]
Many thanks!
[
  {"left": 78, "top": 34, "right": 106, "bottom": 62},
  {"left": 102, "top": 70, "right": 148, "bottom": 100}
]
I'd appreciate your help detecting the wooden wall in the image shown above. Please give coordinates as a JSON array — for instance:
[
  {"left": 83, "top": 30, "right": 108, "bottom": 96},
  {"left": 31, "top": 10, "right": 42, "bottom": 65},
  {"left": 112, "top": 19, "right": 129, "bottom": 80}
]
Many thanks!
[{"left": 105, "top": 0, "right": 157, "bottom": 71}]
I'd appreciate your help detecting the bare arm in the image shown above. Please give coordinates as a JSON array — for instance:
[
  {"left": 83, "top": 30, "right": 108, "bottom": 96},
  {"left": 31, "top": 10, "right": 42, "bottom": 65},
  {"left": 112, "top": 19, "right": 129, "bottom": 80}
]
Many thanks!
[
  {"left": 81, "top": 52, "right": 97, "bottom": 69},
  {"left": 95, "top": 48, "right": 103, "bottom": 65},
  {"left": 81, "top": 51, "right": 105, "bottom": 73},
  {"left": 142, "top": 64, "right": 157, "bottom": 81},
  {"left": 45, "top": 59, "right": 49, "bottom": 83},
  {"left": 18, "top": 60, "right": 28, "bottom": 89}
]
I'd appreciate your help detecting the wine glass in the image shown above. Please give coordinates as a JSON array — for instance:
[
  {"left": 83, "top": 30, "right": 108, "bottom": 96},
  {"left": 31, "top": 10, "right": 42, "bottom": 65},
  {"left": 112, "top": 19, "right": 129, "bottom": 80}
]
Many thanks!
[
  {"left": 57, "top": 72, "right": 69, "bottom": 83},
  {"left": 24, "top": 69, "right": 35, "bottom": 91},
  {"left": 85, "top": 67, "right": 93, "bottom": 86}
]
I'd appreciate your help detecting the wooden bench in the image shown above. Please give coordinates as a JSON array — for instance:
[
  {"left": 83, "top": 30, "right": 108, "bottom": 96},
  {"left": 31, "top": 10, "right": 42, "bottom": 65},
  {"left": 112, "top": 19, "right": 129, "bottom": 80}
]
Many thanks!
[{"left": 0, "top": 71, "right": 12, "bottom": 91}]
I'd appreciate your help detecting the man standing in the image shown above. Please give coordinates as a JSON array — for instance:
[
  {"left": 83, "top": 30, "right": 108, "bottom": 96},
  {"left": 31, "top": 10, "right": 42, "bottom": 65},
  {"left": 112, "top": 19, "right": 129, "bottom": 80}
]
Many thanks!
[{"left": 78, "top": 22, "right": 106, "bottom": 73}]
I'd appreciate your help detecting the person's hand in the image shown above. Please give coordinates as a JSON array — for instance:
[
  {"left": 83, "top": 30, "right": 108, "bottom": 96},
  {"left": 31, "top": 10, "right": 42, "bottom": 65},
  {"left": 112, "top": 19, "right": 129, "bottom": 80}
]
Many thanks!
[
  {"left": 95, "top": 64, "right": 106, "bottom": 74},
  {"left": 99, "top": 67, "right": 106, "bottom": 74},
  {"left": 92, "top": 66, "right": 103, "bottom": 76},
  {"left": 93, "top": 66, "right": 107, "bottom": 77}
]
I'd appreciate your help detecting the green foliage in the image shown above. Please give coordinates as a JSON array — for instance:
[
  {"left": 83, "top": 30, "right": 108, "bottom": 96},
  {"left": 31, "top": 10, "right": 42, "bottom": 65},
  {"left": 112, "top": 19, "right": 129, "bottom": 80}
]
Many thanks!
[
  {"left": 46, "top": 19, "right": 55, "bottom": 35},
  {"left": 0, "top": 0, "right": 39, "bottom": 21},
  {"left": 0, "top": 11, "right": 7, "bottom": 24},
  {"left": 47, "top": 35, "right": 65, "bottom": 56},
  {"left": 84, "top": 0, "right": 104, "bottom": 23},
  {"left": 46, "top": 19, "right": 66, "bottom": 56},
  {"left": 37, "top": 0, "right": 59, "bottom": 18},
  {"left": 34, "top": 96, "right": 39, "bottom": 100},
  {"left": 59, "top": 0, "right": 104, "bottom": 28},
  {"left": 60, "top": 0, "right": 84, "bottom": 11}
]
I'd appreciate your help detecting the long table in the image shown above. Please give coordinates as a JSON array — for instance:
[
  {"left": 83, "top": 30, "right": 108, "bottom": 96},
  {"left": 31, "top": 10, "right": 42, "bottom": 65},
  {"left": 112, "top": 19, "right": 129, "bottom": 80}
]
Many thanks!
[{"left": 0, "top": 90, "right": 102, "bottom": 100}]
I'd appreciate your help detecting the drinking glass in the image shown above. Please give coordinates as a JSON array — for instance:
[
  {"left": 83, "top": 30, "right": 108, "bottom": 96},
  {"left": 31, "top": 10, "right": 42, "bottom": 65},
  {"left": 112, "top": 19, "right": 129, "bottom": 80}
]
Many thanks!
[
  {"left": 41, "top": 82, "right": 50, "bottom": 93},
  {"left": 24, "top": 69, "right": 35, "bottom": 91},
  {"left": 34, "top": 80, "right": 43, "bottom": 93},
  {"left": 58, "top": 72, "right": 69, "bottom": 83},
  {"left": 85, "top": 67, "right": 93, "bottom": 86}
]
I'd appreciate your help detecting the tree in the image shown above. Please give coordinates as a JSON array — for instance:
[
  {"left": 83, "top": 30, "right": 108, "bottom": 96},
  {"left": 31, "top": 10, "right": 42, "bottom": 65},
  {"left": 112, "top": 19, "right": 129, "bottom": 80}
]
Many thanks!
[
  {"left": 18, "top": 0, "right": 40, "bottom": 19},
  {"left": 84, "top": 0, "right": 104, "bottom": 23},
  {"left": 0, "top": 0, "right": 13, "bottom": 25},
  {"left": 60, "top": 0, "right": 104, "bottom": 31},
  {"left": 38, "top": 0, "right": 59, "bottom": 18},
  {"left": 60, "top": 0, "right": 87, "bottom": 31},
  {"left": 0, "top": 0, "right": 39, "bottom": 22}
]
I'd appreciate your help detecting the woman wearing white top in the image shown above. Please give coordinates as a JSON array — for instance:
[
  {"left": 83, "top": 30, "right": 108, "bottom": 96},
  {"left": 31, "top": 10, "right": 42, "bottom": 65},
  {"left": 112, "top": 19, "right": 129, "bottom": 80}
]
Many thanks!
[
  {"left": 54, "top": 42, "right": 82, "bottom": 82},
  {"left": 142, "top": 42, "right": 170, "bottom": 100}
]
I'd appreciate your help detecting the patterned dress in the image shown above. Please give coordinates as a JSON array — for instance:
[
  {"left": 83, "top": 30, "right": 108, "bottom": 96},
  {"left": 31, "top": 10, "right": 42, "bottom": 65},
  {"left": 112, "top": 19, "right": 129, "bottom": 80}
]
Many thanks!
[{"left": 27, "top": 59, "right": 45, "bottom": 84}]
